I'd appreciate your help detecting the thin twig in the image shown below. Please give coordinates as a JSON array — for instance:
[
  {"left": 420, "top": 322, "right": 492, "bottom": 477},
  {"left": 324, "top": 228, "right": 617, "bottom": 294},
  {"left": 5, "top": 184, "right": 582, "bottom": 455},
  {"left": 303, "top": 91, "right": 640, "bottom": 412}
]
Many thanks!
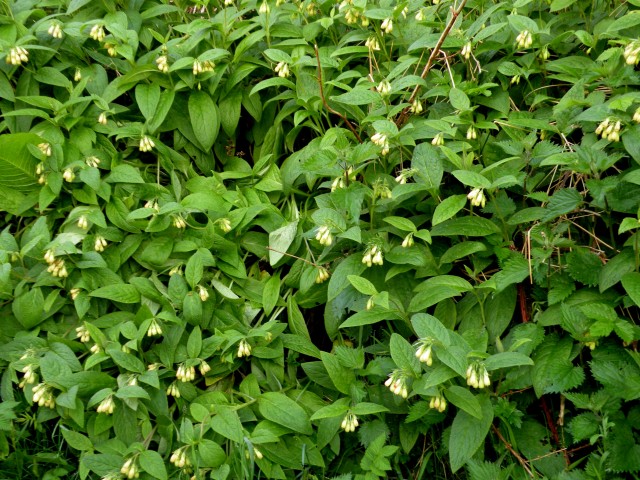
[
  {"left": 491, "top": 424, "right": 535, "bottom": 478},
  {"left": 266, "top": 246, "right": 323, "bottom": 269},
  {"left": 395, "top": 0, "right": 469, "bottom": 127},
  {"left": 313, "top": 44, "right": 362, "bottom": 143}
]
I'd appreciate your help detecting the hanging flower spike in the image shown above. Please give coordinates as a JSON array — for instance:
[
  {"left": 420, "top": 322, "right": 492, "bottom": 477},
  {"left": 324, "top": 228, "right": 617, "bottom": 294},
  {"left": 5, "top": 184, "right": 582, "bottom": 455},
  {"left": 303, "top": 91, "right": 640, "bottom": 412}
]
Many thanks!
[
  {"left": 315, "top": 225, "right": 333, "bottom": 246},
  {"left": 467, "top": 188, "right": 486, "bottom": 208},
  {"left": 340, "top": 412, "right": 359, "bottom": 432},
  {"left": 89, "top": 24, "right": 106, "bottom": 41},
  {"left": 429, "top": 393, "right": 447, "bottom": 412},
  {"left": 315, "top": 266, "right": 330, "bottom": 284},
  {"left": 237, "top": 339, "right": 252, "bottom": 358},
  {"left": 97, "top": 394, "right": 115, "bottom": 414},
  {"left": 414, "top": 339, "right": 433, "bottom": 366},
  {"left": 384, "top": 370, "right": 409, "bottom": 398}
]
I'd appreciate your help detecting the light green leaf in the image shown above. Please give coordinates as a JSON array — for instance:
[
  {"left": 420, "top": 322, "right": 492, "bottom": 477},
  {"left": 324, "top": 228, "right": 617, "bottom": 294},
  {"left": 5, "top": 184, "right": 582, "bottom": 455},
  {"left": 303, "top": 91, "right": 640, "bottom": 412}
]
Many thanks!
[
  {"left": 431, "top": 217, "right": 500, "bottom": 237},
  {"left": 0, "top": 133, "right": 41, "bottom": 192},
  {"left": 269, "top": 221, "right": 298, "bottom": 266},
  {"left": 211, "top": 406, "right": 244, "bottom": 443},
  {"left": 135, "top": 83, "right": 160, "bottom": 121},
  {"left": 390, "top": 333, "right": 421, "bottom": 376},
  {"left": 188, "top": 90, "right": 219, "bottom": 151},
  {"left": 332, "top": 88, "right": 379, "bottom": 106},
  {"left": 444, "top": 386, "right": 482, "bottom": 419},
  {"left": 452, "top": 171, "right": 491, "bottom": 189},
  {"left": 139, "top": 450, "right": 167, "bottom": 480},
  {"left": 12, "top": 287, "right": 44, "bottom": 329},
  {"left": 187, "top": 326, "right": 202, "bottom": 358},
  {"left": 347, "top": 275, "right": 378, "bottom": 296},
  {"left": 622, "top": 272, "right": 640, "bottom": 308},
  {"left": 484, "top": 352, "right": 533, "bottom": 370},
  {"left": 89, "top": 284, "right": 141, "bottom": 304},
  {"left": 257, "top": 392, "right": 313, "bottom": 434},
  {"left": 432, "top": 195, "right": 468, "bottom": 226},
  {"left": 449, "top": 87, "right": 471, "bottom": 110},
  {"left": 383, "top": 216, "right": 417, "bottom": 233}
]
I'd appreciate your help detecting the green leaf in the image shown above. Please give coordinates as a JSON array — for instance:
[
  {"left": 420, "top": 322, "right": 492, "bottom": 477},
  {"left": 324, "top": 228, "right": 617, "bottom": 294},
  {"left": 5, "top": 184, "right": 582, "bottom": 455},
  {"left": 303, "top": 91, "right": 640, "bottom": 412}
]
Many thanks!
[
  {"left": 331, "top": 88, "right": 379, "bottom": 105},
  {"left": 269, "top": 221, "right": 298, "bottom": 266},
  {"left": 444, "top": 386, "right": 482, "bottom": 419},
  {"left": 352, "top": 402, "right": 390, "bottom": 416},
  {"left": 621, "top": 272, "right": 640, "bottom": 307},
  {"left": 89, "top": 284, "right": 141, "bottom": 304},
  {"left": 383, "top": 216, "right": 417, "bottom": 233},
  {"left": 138, "top": 450, "right": 167, "bottom": 480},
  {"left": 449, "top": 87, "right": 471, "bottom": 110},
  {"left": 484, "top": 352, "right": 533, "bottom": 370},
  {"left": 390, "top": 333, "right": 421, "bottom": 376},
  {"left": 61, "top": 428, "right": 93, "bottom": 451},
  {"left": 412, "top": 143, "right": 443, "bottom": 190},
  {"left": 321, "top": 351, "right": 356, "bottom": 395},
  {"left": 0, "top": 133, "right": 41, "bottom": 192},
  {"left": 542, "top": 188, "right": 582, "bottom": 222},
  {"left": 449, "top": 395, "right": 493, "bottom": 472},
  {"left": 431, "top": 217, "right": 500, "bottom": 237},
  {"left": 262, "top": 274, "right": 280, "bottom": 316},
  {"left": 187, "top": 326, "right": 202, "bottom": 358},
  {"left": 408, "top": 286, "right": 464, "bottom": 312},
  {"left": 257, "top": 392, "right": 313, "bottom": 434},
  {"left": 12, "top": 287, "right": 44, "bottom": 329},
  {"left": 219, "top": 90, "right": 242, "bottom": 136},
  {"left": 347, "top": 275, "right": 378, "bottom": 296},
  {"left": 432, "top": 195, "right": 468, "bottom": 226},
  {"left": 188, "top": 90, "right": 219, "bottom": 151},
  {"left": 440, "top": 241, "right": 487, "bottom": 264},
  {"left": 107, "top": 348, "right": 145, "bottom": 374},
  {"left": 198, "top": 439, "right": 227, "bottom": 468},
  {"left": 310, "top": 401, "right": 350, "bottom": 420},
  {"left": 452, "top": 171, "right": 491, "bottom": 189},
  {"left": 106, "top": 165, "right": 145, "bottom": 184},
  {"left": 211, "top": 406, "right": 244, "bottom": 443},
  {"left": 328, "top": 254, "right": 367, "bottom": 302},
  {"left": 600, "top": 249, "right": 635, "bottom": 292},
  {"left": 135, "top": 83, "right": 160, "bottom": 121},
  {"left": 411, "top": 313, "right": 451, "bottom": 346}
]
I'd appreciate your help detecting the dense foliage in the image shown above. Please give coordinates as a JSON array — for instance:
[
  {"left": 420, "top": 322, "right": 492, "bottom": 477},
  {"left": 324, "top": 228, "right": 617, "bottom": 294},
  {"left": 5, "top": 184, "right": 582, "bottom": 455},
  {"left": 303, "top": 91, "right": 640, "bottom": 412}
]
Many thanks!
[{"left": 1, "top": 0, "right": 640, "bottom": 478}]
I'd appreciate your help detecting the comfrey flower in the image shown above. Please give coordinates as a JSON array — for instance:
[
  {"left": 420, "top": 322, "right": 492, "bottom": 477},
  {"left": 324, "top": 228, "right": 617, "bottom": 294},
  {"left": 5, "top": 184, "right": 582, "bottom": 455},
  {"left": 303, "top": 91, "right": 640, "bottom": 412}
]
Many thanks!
[
  {"left": 429, "top": 393, "right": 447, "bottom": 412},
  {"left": 515, "top": 30, "right": 533, "bottom": 49},
  {"left": 156, "top": 54, "right": 169, "bottom": 73},
  {"left": 173, "top": 215, "right": 187, "bottom": 229},
  {"left": 48, "top": 22, "right": 63, "bottom": 39},
  {"left": 219, "top": 218, "right": 232, "bottom": 232},
  {"left": 634, "top": 107, "right": 640, "bottom": 124},
  {"left": 74, "top": 68, "right": 82, "bottom": 82},
  {"left": 371, "top": 132, "right": 390, "bottom": 155},
  {"left": 624, "top": 42, "right": 640, "bottom": 66},
  {"left": 414, "top": 339, "right": 433, "bottom": 365},
  {"left": 376, "top": 79, "right": 391, "bottom": 96},
  {"left": 6, "top": 46, "right": 29, "bottom": 65},
  {"left": 237, "top": 339, "right": 252, "bottom": 358},
  {"left": 32, "top": 383, "right": 55, "bottom": 408},
  {"left": 176, "top": 363, "right": 196, "bottom": 382},
  {"left": 415, "top": 9, "right": 425, "bottom": 21},
  {"left": 362, "top": 245, "right": 383, "bottom": 267},
  {"left": 466, "top": 362, "right": 491, "bottom": 389},
  {"left": 315, "top": 266, "right": 330, "bottom": 284},
  {"left": 89, "top": 24, "right": 106, "bottom": 42},
  {"left": 120, "top": 458, "right": 139, "bottom": 479},
  {"left": 384, "top": 370, "right": 409, "bottom": 398},
  {"left": 461, "top": 42, "right": 472, "bottom": 60},
  {"left": 365, "top": 36, "right": 380, "bottom": 51},
  {"left": 197, "top": 285, "right": 209, "bottom": 301},
  {"left": 139, "top": 135, "right": 155, "bottom": 152},
  {"left": 86, "top": 156, "right": 100, "bottom": 168},
  {"left": 94, "top": 235, "right": 108, "bottom": 252},
  {"left": 381, "top": 17, "right": 393, "bottom": 34},
  {"left": 595, "top": 118, "right": 622, "bottom": 142},
  {"left": 341, "top": 412, "right": 359, "bottom": 432},
  {"left": 47, "top": 259, "right": 68, "bottom": 278},
  {"left": 76, "top": 324, "right": 91, "bottom": 342},
  {"left": 315, "top": 225, "right": 333, "bottom": 246},
  {"left": 167, "top": 382, "right": 180, "bottom": 398},
  {"left": 199, "top": 360, "right": 211, "bottom": 375},
  {"left": 77, "top": 215, "right": 89, "bottom": 230},
  {"left": 410, "top": 99, "right": 423, "bottom": 114},
  {"left": 98, "top": 112, "right": 108, "bottom": 125},
  {"left": 97, "top": 394, "right": 115, "bottom": 414},
  {"left": 431, "top": 132, "right": 444, "bottom": 146},
  {"left": 63, "top": 168, "right": 75, "bottom": 182},
  {"left": 258, "top": 1, "right": 270, "bottom": 13},
  {"left": 147, "top": 318, "right": 162, "bottom": 336},
  {"left": 402, "top": 233, "right": 414, "bottom": 248},
  {"left": 170, "top": 446, "right": 191, "bottom": 468},
  {"left": 19, "top": 364, "right": 38, "bottom": 388},
  {"left": 274, "top": 61, "right": 290, "bottom": 78},
  {"left": 70, "top": 288, "right": 82, "bottom": 301},
  {"left": 193, "top": 59, "right": 215, "bottom": 75},
  {"left": 38, "top": 143, "right": 52, "bottom": 157},
  {"left": 466, "top": 126, "right": 477, "bottom": 140},
  {"left": 467, "top": 188, "right": 486, "bottom": 208}
]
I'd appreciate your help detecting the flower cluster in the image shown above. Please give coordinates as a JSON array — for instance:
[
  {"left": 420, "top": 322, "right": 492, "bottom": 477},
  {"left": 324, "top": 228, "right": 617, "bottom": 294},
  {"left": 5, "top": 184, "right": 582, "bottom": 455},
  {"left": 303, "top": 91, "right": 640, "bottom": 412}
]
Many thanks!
[
  {"left": 431, "top": 132, "right": 444, "bottom": 146},
  {"left": 376, "top": 79, "right": 391, "bottom": 96},
  {"left": 176, "top": 363, "right": 196, "bottom": 382},
  {"left": 371, "top": 132, "right": 390, "bottom": 155},
  {"left": 467, "top": 188, "right": 486, "bottom": 208},
  {"left": 219, "top": 218, "right": 232, "bottom": 232},
  {"left": 410, "top": 99, "right": 423, "bottom": 114},
  {"left": 381, "top": 17, "right": 393, "bottom": 34},
  {"left": 315, "top": 225, "right": 333, "bottom": 246},
  {"left": 173, "top": 215, "right": 187, "bottom": 229},
  {"left": 237, "top": 339, "right": 252, "bottom": 358},
  {"left": 373, "top": 182, "right": 392, "bottom": 200},
  {"left": 461, "top": 42, "right": 472, "bottom": 60},
  {"left": 624, "top": 42, "right": 640, "bottom": 66},
  {"left": 341, "top": 412, "right": 359, "bottom": 432},
  {"left": 120, "top": 458, "right": 140, "bottom": 479},
  {"left": 98, "top": 111, "right": 108, "bottom": 125},
  {"left": 274, "top": 61, "right": 290, "bottom": 78},
  {"left": 63, "top": 168, "right": 75, "bottom": 182},
  {"left": 384, "top": 370, "right": 409, "bottom": 398},
  {"left": 365, "top": 36, "right": 380, "bottom": 51},
  {"left": 315, "top": 266, "right": 330, "bottom": 284},
  {"left": 429, "top": 393, "right": 446, "bottom": 412},
  {"left": 46, "top": 255, "right": 68, "bottom": 278},
  {"left": 97, "top": 395, "right": 115, "bottom": 414},
  {"left": 38, "top": 143, "right": 52, "bottom": 157},
  {"left": 401, "top": 232, "right": 415, "bottom": 248},
  {"left": 147, "top": 318, "right": 162, "bottom": 336},
  {"left": 156, "top": 54, "right": 169, "bottom": 73},
  {"left": 76, "top": 324, "right": 91, "bottom": 342},
  {"left": 634, "top": 107, "right": 640, "bottom": 124},
  {"left": 74, "top": 68, "right": 82, "bottom": 81},
  {"left": 595, "top": 118, "right": 621, "bottom": 142},
  {"left": 197, "top": 285, "right": 209, "bottom": 301},
  {"left": 466, "top": 126, "right": 477, "bottom": 140},
  {"left": 139, "top": 135, "right": 155, "bottom": 152},
  {"left": 6, "top": 46, "right": 29, "bottom": 65},
  {"left": 199, "top": 360, "right": 211, "bottom": 375},
  {"left": 395, "top": 169, "right": 414, "bottom": 185},
  {"left": 89, "top": 24, "right": 105, "bottom": 41},
  {"left": 539, "top": 46, "right": 550, "bottom": 60},
  {"left": 94, "top": 235, "right": 108, "bottom": 252},
  {"left": 515, "top": 30, "right": 533, "bottom": 49},
  {"left": 86, "top": 156, "right": 100, "bottom": 168},
  {"left": 362, "top": 245, "right": 383, "bottom": 267},
  {"left": 32, "top": 383, "right": 55, "bottom": 408},
  {"left": 193, "top": 59, "right": 215, "bottom": 75},
  {"left": 105, "top": 43, "right": 117, "bottom": 57},
  {"left": 77, "top": 215, "right": 89, "bottom": 230},
  {"left": 48, "top": 22, "right": 63, "bottom": 39},
  {"left": 466, "top": 362, "right": 491, "bottom": 389},
  {"left": 414, "top": 339, "right": 433, "bottom": 365},
  {"left": 19, "top": 364, "right": 38, "bottom": 388},
  {"left": 167, "top": 382, "right": 181, "bottom": 398},
  {"left": 258, "top": 1, "right": 270, "bottom": 13},
  {"left": 170, "top": 447, "right": 192, "bottom": 468}
]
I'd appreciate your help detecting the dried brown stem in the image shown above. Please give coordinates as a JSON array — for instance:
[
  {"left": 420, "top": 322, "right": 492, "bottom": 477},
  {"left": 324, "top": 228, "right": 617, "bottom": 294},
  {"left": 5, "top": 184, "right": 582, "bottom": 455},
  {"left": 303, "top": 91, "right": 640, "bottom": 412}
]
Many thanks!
[
  {"left": 395, "top": 0, "right": 469, "bottom": 127},
  {"left": 314, "top": 44, "right": 362, "bottom": 143},
  {"left": 491, "top": 424, "right": 535, "bottom": 478}
]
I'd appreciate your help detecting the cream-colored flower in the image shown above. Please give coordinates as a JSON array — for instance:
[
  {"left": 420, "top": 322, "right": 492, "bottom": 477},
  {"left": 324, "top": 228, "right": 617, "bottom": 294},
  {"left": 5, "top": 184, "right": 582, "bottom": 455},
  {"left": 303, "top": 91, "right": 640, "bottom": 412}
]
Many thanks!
[
  {"left": 466, "top": 126, "right": 477, "bottom": 140},
  {"left": 381, "top": 17, "right": 393, "bottom": 34},
  {"left": 147, "top": 318, "right": 162, "bottom": 336},
  {"left": 173, "top": 215, "right": 187, "bottom": 229},
  {"left": 170, "top": 447, "right": 191, "bottom": 468},
  {"left": 94, "top": 235, "right": 108, "bottom": 252},
  {"left": 429, "top": 393, "right": 446, "bottom": 412},
  {"left": 97, "top": 395, "right": 115, "bottom": 414},
  {"left": 384, "top": 370, "right": 408, "bottom": 398},
  {"left": 38, "top": 143, "right": 52, "bottom": 156},
  {"left": 89, "top": 24, "right": 106, "bottom": 42},
  {"left": 237, "top": 339, "right": 252, "bottom": 358},
  {"left": 98, "top": 112, "right": 108, "bottom": 125},
  {"left": 401, "top": 233, "right": 414, "bottom": 248},
  {"left": 315, "top": 266, "right": 330, "bottom": 284},
  {"left": 197, "top": 285, "right": 209, "bottom": 301},
  {"left": 258, "top": 1, "right": 270, "bottom": 13},
  {"left": 431, "top": 132, "right": 444, "bottom": 146},
  {"left": 467, "top": 188, "right": 486, "bottom": 208},
  {"left": 156, "top": 54, "right": 169, "bottom": 73},
  {"left": 315, "top": 225, "right": 333, "bottom": 246},
  {"left": 340, "top": 412, "right": 359, "bottom": 432},
  {"left": 77, "top": 215, "right": 89, "bottom": 230},
  {"left": 139, "top": 135, "right": 155, "bottom": 152},
  {"left": 274, "top": 61, "right": 290, "bottom": 78},
  {"left": 85, "top": 156, "right": 100, "bottom": 168},
  {"left": 410, "top": 99, "right": 423, "bottom": 114},
  {"left": 515, "top": 30, "right": 533, "bottom": 49},
  {"left": 461, "top": 42, "right": 472, "bottom": 60},
  {"left": 74, "top": 68, "right": 82, "bottom": 81},
  {"left": 365, "top": 36, "right": 380, "bottom": 51},
  {"left": 48, "top": 23, "right": 63, "bottom": 39},
  {"left": 376, "top": 79, "right": 391, "bottom": 96},
  {"left": 6, "top": 47, "right": 29, "bottom": 65},
  {"left": 63, "top": 168, "right": 75, "bottom": 182}
]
